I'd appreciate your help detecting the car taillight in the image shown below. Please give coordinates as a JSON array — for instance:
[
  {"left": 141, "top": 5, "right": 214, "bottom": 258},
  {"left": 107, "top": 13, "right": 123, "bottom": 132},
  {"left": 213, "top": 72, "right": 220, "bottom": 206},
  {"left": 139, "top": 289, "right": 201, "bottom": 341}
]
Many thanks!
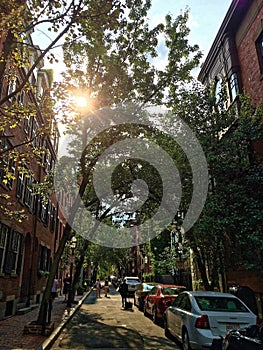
[{"left": 195, "top": 315, "right": 210, "bottom": 329}]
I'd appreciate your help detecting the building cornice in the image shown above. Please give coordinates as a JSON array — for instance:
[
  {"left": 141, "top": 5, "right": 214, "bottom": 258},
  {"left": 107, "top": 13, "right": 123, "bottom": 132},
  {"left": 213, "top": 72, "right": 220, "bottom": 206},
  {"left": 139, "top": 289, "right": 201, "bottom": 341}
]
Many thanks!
[{"left": 198, "top": 0, "right": 252, "bottom": 83}]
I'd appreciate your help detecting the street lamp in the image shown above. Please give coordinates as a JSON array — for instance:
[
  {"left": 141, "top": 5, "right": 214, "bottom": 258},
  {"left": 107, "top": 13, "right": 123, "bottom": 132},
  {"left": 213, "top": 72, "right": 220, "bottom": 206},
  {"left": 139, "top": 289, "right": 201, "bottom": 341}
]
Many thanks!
[{"left": 67, "top": 236, "right": 77, "bottom": 308}]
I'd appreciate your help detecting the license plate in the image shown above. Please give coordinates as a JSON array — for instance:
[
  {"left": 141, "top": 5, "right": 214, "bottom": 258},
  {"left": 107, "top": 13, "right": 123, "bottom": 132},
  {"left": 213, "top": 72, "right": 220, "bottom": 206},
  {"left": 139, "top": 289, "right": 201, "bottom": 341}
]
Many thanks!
[{"left": 226, "top": 323, "right": 240, "bottom": 331}]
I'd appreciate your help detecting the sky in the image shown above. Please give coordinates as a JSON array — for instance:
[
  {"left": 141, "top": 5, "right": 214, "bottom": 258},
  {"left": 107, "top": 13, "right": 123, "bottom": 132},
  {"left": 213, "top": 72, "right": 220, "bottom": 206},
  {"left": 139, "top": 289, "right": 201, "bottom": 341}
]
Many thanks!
[
  {"left": 150, "top": 0, "right": 232, "bottom": 58},
  {"left": 33, "top": 0, "right": 232, "bottom": 81}
]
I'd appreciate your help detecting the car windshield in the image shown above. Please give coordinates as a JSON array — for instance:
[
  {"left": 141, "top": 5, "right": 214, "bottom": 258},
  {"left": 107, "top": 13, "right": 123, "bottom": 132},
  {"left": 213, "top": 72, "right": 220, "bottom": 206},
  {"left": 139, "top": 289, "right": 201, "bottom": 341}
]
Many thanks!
[
  {"left": 162, "top": 287, "right": 180, "bottom": 295},
  {"left": 144, "top": 284, "right": 155, "bottom": 291},
  {"left": 125, "top": 279, "right": 140, "bottom": 284},
  {"left": 195, "top": 296, "right": 250, "bottom": 312}
]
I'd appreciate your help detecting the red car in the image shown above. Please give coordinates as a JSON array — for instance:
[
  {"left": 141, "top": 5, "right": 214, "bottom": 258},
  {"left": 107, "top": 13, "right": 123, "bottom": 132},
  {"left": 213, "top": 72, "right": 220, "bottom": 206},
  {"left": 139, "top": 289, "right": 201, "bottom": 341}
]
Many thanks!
[{"left": 144, "top": 284, "right": 186, "bottom": 324}]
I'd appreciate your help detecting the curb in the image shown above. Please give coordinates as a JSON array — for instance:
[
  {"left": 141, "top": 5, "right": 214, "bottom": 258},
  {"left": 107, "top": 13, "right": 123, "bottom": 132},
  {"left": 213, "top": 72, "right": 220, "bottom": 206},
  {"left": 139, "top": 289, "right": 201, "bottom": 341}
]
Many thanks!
[{"left": 35, "top": 288, "right": 94, "bottom": 350}]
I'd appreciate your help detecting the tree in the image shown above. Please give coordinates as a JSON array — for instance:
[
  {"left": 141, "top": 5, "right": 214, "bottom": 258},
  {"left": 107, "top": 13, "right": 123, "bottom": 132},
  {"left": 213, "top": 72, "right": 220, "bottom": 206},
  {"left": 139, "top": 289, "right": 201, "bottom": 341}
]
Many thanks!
[
  {"left": 1, "top": 0, "right": 203, "bottom": 324},
  {"left": 41, "top": 0, "right": 203, "bottom": 321},
  {"left": 168, "top": 81, "right": 263, "bottom": 290}
]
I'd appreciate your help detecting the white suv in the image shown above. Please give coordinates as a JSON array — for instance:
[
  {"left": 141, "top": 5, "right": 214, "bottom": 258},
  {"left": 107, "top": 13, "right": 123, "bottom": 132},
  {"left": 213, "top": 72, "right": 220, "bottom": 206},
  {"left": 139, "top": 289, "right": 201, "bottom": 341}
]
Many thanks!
[{"left": 123, "top": 276, "right": 141, "bottom": 294}]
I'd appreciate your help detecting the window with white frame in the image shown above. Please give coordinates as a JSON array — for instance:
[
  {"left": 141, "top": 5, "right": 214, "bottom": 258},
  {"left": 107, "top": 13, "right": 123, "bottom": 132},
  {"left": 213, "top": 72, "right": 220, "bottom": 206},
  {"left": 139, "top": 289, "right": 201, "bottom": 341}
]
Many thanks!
[
  {"left": 256, "top": 31, "right": 263, "bottom": 74},
  {"left": 19, "top": 89, "right": 25, "bottom": 105},
  {"left": 40, "top": 200, "right": 49, "bottom": 226},
  {"left": 16, "top": 169, "right": 27, "bottom": 200},
  {"left": 7, "top": 75, "right": 18, "bottom": 102},
  {"left": 24, "top": 174, "right": 36, "bottom": 211},
  {"left": 45, "top": 150, "right": 52, "bottom": 173},
  {"left": 53, "top": 128, "right": 59, "bottom": 154},
  {"left": 32, "top": 117, "right": 40, "bottom": 148},
  {"left": 23, "top": 115, "right": 32, "bottom": 136},
  {"left": 0, "top": 223, "right": 8, "bottom": 273},
  {"left": 229, "top": 72, "right": 239, "bottom": 102}
]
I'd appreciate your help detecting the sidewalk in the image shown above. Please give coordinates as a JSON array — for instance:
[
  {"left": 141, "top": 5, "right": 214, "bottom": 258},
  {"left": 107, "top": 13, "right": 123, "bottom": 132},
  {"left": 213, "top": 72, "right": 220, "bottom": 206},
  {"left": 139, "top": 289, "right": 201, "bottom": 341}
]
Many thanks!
[{"left": 0, "top": 292, "right": 89, "bottom": 350}]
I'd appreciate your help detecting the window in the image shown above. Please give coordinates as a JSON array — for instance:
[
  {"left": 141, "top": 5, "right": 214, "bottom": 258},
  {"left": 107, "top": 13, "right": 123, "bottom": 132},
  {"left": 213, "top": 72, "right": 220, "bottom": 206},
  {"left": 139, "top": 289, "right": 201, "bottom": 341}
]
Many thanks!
[
  {"left": 0, "top": 136, "right": 15, "bottom": 189},
  {"left": 3, "top": 229, "right": 24, "bottom": 274},
  {"left": 53, "top": 128, "right": 59, "bottom": 154},
  {"left": 256, "top": 31, "right": 263, "bottom": 74},
  {"left": 7, "top": 75, "right": 18, "bottom": 102},
  {"left": 50, "top": 205, "right": 57, "bottom": 232},
  {"left": 24, "top": 174, "right": 36, "bottom": 211},
  {"left": 32, "top": 118, "right": 40, "bottom": 148},
  {"left": 195, "top": 296, "right": 249, "bottom": 312},
  {"left": 45, "top": 150, "right": 52, "bottom": 173},
  {"left": 23, "top": 115, "right": 32, "bottom": 136},
  {"left": 149, "top": 287, "right": 158, "bottom": 296},
  {"left": 0, "top": 223, "right": 8, "bottom": 273},
  {"left": 38, "top": 245, "right": 51, "bottom": 272},
  {"left": 229, "top": 73, "right": 239, "bottom": 102},
  {"left": 16, "top": 170, "right": 27, "bottom": 200},
  {"left": 19, "top": 89, "right": 25, "bottom": 105},
  {"left": 40, "top": 200, "right": 49, "bottom": 225}
]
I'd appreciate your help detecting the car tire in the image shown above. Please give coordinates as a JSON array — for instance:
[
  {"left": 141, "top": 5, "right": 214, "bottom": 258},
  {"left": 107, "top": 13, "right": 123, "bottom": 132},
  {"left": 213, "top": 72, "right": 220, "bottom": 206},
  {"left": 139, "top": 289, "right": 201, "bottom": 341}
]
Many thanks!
[{"left": 182, "top": 329, "right": 191, "bottom": 350}]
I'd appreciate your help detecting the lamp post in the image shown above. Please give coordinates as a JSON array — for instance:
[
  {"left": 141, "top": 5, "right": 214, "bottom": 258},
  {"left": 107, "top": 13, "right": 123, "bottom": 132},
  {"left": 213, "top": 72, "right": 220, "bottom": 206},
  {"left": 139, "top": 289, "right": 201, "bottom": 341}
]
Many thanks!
[{"left": 67, "top": 236, "right": 77, "bottom": 308}]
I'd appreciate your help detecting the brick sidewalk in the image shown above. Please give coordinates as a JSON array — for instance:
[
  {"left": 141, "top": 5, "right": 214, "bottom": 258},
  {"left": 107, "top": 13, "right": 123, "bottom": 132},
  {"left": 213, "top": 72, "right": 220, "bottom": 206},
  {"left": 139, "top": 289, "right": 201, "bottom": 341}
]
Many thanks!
[{"left": 0, "top": 294, "right": 84, "bottom": 350}]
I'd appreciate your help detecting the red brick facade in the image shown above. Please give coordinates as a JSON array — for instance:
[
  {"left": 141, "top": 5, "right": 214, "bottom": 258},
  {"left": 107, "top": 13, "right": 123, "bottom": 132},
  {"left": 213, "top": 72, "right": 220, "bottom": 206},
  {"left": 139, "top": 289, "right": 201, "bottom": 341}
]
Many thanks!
[
  {"left": 0, "top": 21, "right": 66, "bottom": 319},
  {"left": 237, "top": 1, "right": 263, "bottom": 105}
]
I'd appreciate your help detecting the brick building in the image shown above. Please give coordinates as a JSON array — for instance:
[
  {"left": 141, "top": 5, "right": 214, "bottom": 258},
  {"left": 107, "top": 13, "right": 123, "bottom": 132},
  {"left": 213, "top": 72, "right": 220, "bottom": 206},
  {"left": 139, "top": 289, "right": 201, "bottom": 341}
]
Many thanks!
[
  {"left": 198, "top": 0, "right": 263, "bottom": 107},
  {"left": 198, "top": 0, "right": 263, "bottom": 307},
  {"left": 0, "top": 11, "right": 67, "bottom": 318}
]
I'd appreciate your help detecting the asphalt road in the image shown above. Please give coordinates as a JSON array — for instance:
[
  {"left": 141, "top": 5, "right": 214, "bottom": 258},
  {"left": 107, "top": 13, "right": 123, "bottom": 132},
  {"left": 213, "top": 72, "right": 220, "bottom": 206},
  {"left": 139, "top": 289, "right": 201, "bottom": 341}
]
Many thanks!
[{"left": 50, "top": 287, "right": 182, "bottom": 349}]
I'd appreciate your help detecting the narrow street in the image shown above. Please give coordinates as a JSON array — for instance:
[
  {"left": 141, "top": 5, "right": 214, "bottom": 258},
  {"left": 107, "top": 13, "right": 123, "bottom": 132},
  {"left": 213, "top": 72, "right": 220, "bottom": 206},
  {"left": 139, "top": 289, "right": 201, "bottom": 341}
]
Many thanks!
[{"left": 50, "top": 287, "right": 181, "bottom": 349}]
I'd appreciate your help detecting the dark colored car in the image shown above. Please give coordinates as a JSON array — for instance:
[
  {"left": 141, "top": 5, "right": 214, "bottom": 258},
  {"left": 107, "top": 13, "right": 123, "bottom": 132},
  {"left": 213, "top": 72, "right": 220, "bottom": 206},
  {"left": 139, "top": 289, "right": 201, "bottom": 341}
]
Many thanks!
[
  {"left": 144, "top": 284, "right": 186, "bottom": 324},
  {"left": 134, "top": 282, "right": 157, "bottom": 311},
  {"left": 221, "top": 324, "right": 263, "bottom": 350}
]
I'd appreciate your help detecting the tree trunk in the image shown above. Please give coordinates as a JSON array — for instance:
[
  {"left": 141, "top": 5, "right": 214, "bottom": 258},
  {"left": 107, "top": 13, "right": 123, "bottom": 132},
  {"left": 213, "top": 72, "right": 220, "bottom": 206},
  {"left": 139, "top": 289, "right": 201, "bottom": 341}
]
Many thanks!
[
  {"left": 36, "top": 193, "right": 84, "bottom": 325},
  {"left": 67, "top": 240, "right": 90, "bottom": 306},
  {"left": 192, "top": 245, "right": 211, "bottom": 291}
]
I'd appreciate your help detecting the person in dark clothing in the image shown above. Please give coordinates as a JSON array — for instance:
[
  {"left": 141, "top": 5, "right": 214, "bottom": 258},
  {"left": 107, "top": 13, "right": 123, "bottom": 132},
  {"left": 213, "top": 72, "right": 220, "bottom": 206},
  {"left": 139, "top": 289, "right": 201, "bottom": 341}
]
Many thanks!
[
  {"left": 63, "top": 273, "right": 71, "bottom": 302},
  {"left": 118, "top": 280, "right": 128, "bottom": 308},
  {"left": 104, "top": 277, "right": 110, "bottom": 297}
]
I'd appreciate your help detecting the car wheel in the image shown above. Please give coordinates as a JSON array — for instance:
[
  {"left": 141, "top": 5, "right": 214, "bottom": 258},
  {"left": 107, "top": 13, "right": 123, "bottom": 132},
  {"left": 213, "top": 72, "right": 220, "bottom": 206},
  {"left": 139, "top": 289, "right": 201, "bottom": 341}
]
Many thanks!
[{"left": 182, "top": 329, "right": 191, "bottom": 350}]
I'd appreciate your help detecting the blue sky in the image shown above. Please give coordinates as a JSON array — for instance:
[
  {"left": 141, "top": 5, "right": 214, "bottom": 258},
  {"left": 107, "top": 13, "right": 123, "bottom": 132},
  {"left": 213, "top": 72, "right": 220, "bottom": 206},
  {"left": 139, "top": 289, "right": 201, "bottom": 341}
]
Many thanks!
[{"left": 149, "top": 0, "right": 232, "bottom": 58}]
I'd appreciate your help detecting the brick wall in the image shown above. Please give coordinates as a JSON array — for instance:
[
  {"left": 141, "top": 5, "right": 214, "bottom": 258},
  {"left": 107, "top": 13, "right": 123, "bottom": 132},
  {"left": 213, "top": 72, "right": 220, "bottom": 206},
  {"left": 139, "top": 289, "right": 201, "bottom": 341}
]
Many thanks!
[
  {"left": 237, "top": 2, "right": 263, "bottom": 105},
  {"left": 227, "top": 268, "right": 263, "bottom": 293}
]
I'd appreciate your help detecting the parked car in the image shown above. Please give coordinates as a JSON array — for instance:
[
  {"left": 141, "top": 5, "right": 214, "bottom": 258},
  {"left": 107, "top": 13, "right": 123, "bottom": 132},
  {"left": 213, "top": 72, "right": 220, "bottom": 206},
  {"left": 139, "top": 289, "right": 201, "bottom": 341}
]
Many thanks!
[
  {"left": 123, "top": 276, "right": 141, "bottom": 296},
  {"left": 144, "top": 284, "right": 187, "bottom": 324},
  {"left": 134, "top": 282, "right": 157, "bottom": 311},
  {"left": 222, "top": 324, "right": 263, "bottom": 350},
  {"left": 164, "top": 291, "right": 258, "bottom": 350}
]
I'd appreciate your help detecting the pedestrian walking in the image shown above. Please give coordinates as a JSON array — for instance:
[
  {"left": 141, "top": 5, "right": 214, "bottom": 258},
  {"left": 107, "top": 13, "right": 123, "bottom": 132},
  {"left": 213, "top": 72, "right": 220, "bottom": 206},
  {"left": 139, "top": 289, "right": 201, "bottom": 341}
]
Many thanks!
[
  {"left": 63, "top": 273, "right": 71, "bottom": 302},
  {"left": 104, "top": 277, "right": 110, "bottom": 298},
  {"left": 51, "top": 277, "right": 58, "bottom": 299},
  {"left": 118, "top": 280, "right": 128, "bottom": 308},
  {"left": 95, "top": 278, "right": 102, "bottom": 298}
]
